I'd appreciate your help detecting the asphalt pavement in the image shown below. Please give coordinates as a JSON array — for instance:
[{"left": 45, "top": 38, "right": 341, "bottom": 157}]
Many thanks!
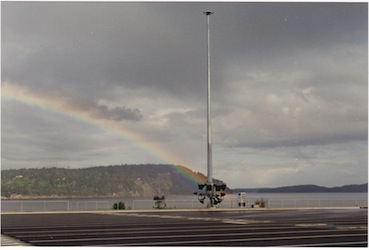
[{"left": 1, "top": 208, "right": 367, "bottom": 247}]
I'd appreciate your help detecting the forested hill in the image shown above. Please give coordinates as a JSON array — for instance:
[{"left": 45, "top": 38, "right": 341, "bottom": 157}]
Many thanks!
[{"left": 1, "top": 164, "right": 209, "bottom": 199}]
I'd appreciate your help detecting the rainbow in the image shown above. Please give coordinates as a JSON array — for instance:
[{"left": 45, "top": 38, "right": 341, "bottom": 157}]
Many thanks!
[{"left": 2, "top": 82, "right": 205, "bottom": 184}]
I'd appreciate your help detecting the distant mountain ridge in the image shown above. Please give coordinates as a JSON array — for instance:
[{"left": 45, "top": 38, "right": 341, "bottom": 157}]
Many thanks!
[{"left": 233, "top": 183, "right": 368, "bottom": 193}]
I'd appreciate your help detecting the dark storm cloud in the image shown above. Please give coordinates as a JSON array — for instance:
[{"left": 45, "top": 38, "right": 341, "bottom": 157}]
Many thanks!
[
  {"left": 1, "top": 2, "right": 206, "bottom": 101},
  {"left": 91, "top": 104, "right": 143, "bottom": 122},
  {"left": 3, "top": 2, "right": 366, "bottom": 99},
  {"left": 211, "top": 3, "right": 367, "bottom": 61}
]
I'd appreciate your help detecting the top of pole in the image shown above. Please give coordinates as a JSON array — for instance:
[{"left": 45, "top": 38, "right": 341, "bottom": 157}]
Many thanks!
[{"left": 203, "top": 10, "right": 214, "bottom": 15}]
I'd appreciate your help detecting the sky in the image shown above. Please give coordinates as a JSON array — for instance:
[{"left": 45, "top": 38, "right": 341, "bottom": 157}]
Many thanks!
[{"left": 1, "top": 2, "right": 368, "bottom": 188}]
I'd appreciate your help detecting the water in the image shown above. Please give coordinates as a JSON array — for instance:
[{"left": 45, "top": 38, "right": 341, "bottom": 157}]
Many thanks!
[
  {"left": 222, "top": 193, "right": 368, "bottom": 208},
  {"left": 1, "top": 193, "right": 367, "bottom": 212}
]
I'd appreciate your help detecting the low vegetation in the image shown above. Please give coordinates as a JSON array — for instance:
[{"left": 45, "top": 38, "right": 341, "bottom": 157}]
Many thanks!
[
  {"left": 153, "top": 195, "right": 166, "bottom": 209},
  {"left": 112, "top": 201, "right": 126, "bottom": 210}
]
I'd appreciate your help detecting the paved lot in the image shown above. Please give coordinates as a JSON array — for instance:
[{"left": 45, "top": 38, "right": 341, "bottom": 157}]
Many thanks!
[{"left": 1, "top": 208, "right": 367, "bottom": 247}]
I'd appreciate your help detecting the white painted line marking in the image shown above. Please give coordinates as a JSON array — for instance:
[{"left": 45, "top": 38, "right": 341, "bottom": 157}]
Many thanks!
[{"left": 296, "top": 223, "right": 327, "bottom": 227}]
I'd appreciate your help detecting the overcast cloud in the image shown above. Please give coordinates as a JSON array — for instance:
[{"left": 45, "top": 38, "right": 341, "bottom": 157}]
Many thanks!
[{"left": 1, "top": 2, "right": 367, "bottom": 188}]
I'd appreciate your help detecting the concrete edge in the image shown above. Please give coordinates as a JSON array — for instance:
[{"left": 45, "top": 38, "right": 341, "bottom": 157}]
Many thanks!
[{"left": 1, "top": 234, "right": 31, "bottom": 246}]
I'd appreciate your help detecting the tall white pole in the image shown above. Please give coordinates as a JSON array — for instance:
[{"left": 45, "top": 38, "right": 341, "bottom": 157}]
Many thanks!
[{"left": 204, "top": 10, "right": 214, "bottom": 186}]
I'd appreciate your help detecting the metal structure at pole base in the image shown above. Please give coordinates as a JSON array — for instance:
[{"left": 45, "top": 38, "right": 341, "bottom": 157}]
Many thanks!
[{"left": 194, "top": 181, "right": 227, "bottom": 208}]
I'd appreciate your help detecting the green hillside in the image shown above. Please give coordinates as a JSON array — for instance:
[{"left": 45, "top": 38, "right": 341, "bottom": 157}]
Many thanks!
[{"left": 1, "top": 164, "right": 208, "bottom": 199}]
